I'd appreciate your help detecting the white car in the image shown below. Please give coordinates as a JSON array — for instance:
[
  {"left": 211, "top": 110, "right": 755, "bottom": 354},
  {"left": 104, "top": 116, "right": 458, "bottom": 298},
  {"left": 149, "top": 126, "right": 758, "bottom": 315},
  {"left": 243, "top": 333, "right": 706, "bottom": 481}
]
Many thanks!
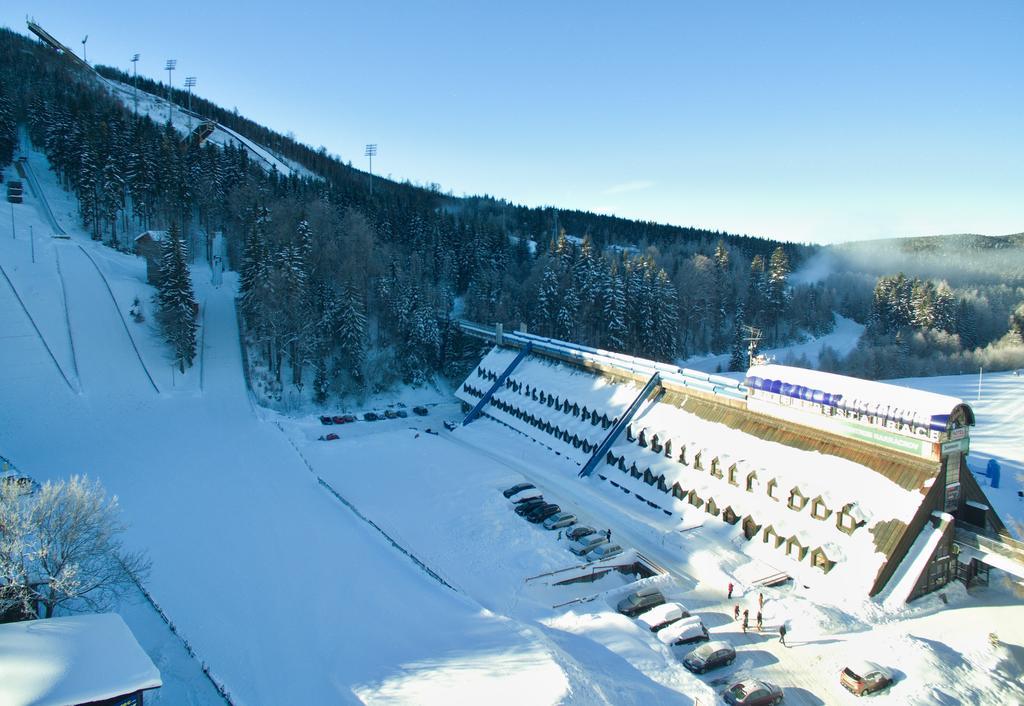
[
  {"left": 657, "top": 616, "right": 709, "bottom": 646},
  {"left": 568, "top": 533, "right": 609, "bottom": 556},
  {"left": 585, "top": 543, "right": 623, "bottom": 561},
  {"left": 637, "top": 602, "right": 690, "bottom": 632}
]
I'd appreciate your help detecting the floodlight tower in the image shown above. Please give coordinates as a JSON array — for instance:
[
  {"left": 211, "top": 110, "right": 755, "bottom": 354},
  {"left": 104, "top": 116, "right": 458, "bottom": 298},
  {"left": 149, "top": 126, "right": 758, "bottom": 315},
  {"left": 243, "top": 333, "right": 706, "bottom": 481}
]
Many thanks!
[
  {"left": 365, "top": 143, "right": 377, "bottom": 196},
  {"left": 184, "top": 76, "right": 196, "bottom": 132},
  {"left": 743, "top": 325, "right": 763, "bottom": 370},
  {"left": 131, "top": 53, "right": 140, "bottom": 114},
  {"left": 164, "top": 59, "right": 176, "bottom": 124},
  {"left": 81, "top": 35, "right": 88, "bottom": 64}
]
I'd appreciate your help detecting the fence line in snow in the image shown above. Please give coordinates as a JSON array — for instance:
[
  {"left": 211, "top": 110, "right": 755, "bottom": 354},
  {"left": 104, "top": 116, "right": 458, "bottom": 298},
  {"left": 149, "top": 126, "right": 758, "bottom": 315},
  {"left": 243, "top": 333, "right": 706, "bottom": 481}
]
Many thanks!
[
  {"left": 53, "top": 247, "right": 81, "bottom": 387},
  {"left": 0, "top": 260, "right": 77, "bottom": 393},
  {"left": 75, "top": 245, "right": 161, "bottom": 394},
  {"left": 118, "top": 558, "right": 236, "bottom": 706},
  {"left": 273, "top": 422, "right": 458, "bottom": 592}
]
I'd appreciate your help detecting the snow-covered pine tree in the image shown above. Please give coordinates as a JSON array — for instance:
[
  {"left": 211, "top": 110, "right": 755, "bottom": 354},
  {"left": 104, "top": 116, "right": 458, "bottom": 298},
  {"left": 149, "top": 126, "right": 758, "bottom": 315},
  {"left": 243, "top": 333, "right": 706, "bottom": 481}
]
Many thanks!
[
  {"left": 767, "top": 246, "right": 791, "bottom": 342},
  {"left": 604, "top": 265, "right": 627, "bottom": 352},
  {"left": 0, "top": 88, "right": 16, "bottom": 166},
  {"left": 157, "top": 223, "right": 198, "bottom": 373},
  {"left": 728, "top": 300, "right": 747, "bottom": 372}
]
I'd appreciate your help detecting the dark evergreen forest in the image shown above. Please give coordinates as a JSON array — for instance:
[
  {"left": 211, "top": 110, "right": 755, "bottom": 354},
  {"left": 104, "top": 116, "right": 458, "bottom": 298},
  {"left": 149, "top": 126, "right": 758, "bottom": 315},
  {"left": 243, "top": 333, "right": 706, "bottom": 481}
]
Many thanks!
[{"left": 3, "top": 26, "right": 1021, "bottom": 405}]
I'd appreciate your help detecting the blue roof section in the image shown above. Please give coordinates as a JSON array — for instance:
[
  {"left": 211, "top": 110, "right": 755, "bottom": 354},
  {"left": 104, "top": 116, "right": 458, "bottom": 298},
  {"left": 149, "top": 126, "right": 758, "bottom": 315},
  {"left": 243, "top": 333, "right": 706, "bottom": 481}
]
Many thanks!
[{"left": 746, "top": 364, "right": 974, "bottom": 431}]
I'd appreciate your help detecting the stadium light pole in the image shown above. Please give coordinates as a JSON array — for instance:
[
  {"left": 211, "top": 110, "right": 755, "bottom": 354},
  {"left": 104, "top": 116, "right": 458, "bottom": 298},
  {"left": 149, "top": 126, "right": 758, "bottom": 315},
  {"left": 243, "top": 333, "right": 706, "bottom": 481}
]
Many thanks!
[
  {"left": 81, "top": 35, "right": 88, "bottom": 65},
  {"left": 131, "top": 53, "right": 140, "bottom": 115},
  {"left": 185, "top": 76, "right": 196, "bottom": 132},
  {"left": 164, "top": 59, "right": 176, "bottom": 124},
  {"left": 365, "top": 144, "right": 377, "bottom": 197}
]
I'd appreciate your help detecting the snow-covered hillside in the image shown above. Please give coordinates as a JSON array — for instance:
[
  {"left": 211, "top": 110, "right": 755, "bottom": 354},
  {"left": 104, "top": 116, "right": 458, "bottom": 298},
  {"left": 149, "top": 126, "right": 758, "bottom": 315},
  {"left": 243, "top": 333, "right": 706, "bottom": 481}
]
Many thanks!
[{"left": 1, "top": 143, "right": 1021, "bottom": 705}]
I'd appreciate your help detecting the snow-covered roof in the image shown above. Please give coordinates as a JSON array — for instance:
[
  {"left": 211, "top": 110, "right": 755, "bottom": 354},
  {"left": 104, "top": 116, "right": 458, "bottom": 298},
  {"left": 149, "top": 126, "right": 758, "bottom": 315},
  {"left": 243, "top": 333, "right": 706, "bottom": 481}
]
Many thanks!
[
  {"left": 746, "top": 364, "right": 974, "bottom": 432},
  {"left": 134, "top": 229, "right": 166, "bottom": 242},
  {"left": 0, "top": 614, "right": 162, "bottom": 706}
]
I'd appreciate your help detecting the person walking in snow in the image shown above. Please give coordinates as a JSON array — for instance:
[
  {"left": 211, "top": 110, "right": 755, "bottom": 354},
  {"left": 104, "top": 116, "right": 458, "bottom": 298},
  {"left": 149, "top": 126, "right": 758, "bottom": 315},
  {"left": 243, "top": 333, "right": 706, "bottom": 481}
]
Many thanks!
[
  {"left": 778, "top": 623, "right": 787, "bottom": 646},
  {"left": 727, "top": 582, "right": 734, "bottom": 599},
  {"left": 758, "top": 592, "right": 764, "bottom": 610},
  {"left": 606, "top": 529, "right": 612, "bottom": 541},
  {"left": 742, "top": 615, "right": 748, "bottom": 633},
  {"left": 734, "top": 604, "right": 740, "bottom": 621},
  {"left": 756, "top": 611, "right": 763, "bottom": 632}
]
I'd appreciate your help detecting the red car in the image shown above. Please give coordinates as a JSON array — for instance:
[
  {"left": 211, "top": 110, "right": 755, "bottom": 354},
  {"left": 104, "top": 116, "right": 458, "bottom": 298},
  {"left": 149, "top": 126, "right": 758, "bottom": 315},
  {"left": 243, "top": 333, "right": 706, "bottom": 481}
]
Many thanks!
[
  {"left": 320, "top": 433, "right": 340, "bottom": 441},
  {"left": 840, "top": 661, "right": 893, "bottom": 696},
  {"left": 722, "top": 679, "right": 783, "bottom": 705}
]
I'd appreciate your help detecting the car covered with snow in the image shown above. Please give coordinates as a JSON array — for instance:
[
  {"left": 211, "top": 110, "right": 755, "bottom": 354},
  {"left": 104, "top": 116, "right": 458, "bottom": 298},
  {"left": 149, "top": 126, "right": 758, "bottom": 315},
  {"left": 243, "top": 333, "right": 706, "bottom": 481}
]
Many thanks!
[
  {"left": 616, "top": 586, "right": 666, "bottom": 617},
  {"left": 509, "top": 488, "right": 542, "bottom": 503},
  {"left": 637, "top": 602, "right": 690, "bottom": 632},
  {"left": 682, "top": 639, "right": 734, "bottom": 673},
  {"left": 568, "top": 533, "right": 609, "bottom": 556},
  {"left": 722, "top": 678, "right": 783, "bottom": 705},
  {"left": 412, "top": 405, "right": 429, "bottom": 416},
  {"left": 656, "top": 616, "right": 709, "bottom": 646},
  {"left": 543, "top": 512, "right": 577, "bottom": 530},
  {"left": 840, "top": 660, "right": 893, "bottom": 696},
  {"left": 585, "top": 543, "right": 623, "bottom": 561},
  {"left": 502, "top": 482, "right": 535, "bottom": 498}
]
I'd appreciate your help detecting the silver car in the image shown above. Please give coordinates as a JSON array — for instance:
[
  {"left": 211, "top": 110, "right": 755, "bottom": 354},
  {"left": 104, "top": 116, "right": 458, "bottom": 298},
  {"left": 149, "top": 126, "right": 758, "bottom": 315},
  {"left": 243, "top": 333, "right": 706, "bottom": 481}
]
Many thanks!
[
  {"left": 568, "top": 533, "right": 609, "bottom": 556},
  {"left": 543, "top": 512, "right": 577, "bottom": 530}
]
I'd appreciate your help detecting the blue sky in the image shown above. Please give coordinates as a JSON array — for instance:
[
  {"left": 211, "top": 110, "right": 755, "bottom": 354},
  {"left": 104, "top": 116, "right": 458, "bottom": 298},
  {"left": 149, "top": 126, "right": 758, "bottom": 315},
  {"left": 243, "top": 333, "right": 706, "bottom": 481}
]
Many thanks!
[{"left": 5, "top": 2, "right": 1022, "bottom": 244}]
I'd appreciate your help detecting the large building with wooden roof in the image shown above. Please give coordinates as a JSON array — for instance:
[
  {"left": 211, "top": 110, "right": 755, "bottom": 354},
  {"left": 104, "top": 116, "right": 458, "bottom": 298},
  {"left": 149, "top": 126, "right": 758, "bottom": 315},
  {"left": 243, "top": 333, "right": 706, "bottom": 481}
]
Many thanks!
[{"left": 455, "top": 328, "right": 1012, "bottom": 602}]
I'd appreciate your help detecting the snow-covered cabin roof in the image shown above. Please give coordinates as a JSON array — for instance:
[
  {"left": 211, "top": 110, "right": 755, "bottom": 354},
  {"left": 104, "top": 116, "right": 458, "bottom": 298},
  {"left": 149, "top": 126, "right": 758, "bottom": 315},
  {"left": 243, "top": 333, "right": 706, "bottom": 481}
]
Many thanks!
[
  {"left": 0, "top": 614, "right": 162, "bottom": 706},
  {"left": 133, "top": 229, "right": 166, "bottom": 242},
  {"left": 745, "top": 364, "right": 974, "bottom": 433}
]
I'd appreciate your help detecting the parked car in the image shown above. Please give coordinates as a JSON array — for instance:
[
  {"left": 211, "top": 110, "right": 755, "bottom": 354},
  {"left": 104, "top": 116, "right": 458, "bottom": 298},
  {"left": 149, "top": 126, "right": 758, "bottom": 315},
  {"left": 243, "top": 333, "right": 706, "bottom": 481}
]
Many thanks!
[
  {"left": 332, "top": 415, "right": 348, "bottom": 424},
  {"left": 637, "top": 602, "right": 690, "bottom": 632},
  {"left": 722, "top": 679, "right": 783, "bottom": 705},
  {"left": 543, "top": 512, "right": 577, "bottom": 530},
  {"left": 514, "top": 498, "right": 548, "bottom": 516},
  {"left": 568, "top": 533, "right": 609, "bottom": 556},
  {"left": 840, "top": 661, "right": 893, "bottom": 696},
  {"left": 413, "top": 405, "right": 429, "bottom": 416},
  {"left": 363, "top": 412, "right": 380, "bottom": 421},
  {"left": 682, "top": 639, "right": 735, "bottom": 673},
  {"left": 443, "top": 420, "right": 457, "bottom": 431},
  {"left": 338, "top": 414, "right": 356, "bottom": 423},
  {"left": 384, "top": 409, "right": 399, "bottom": 419},
  {"left": 586, "top": 543, "right": 623, "bottom": 560},
  {"left": 566, "top": 526, "right": 596, "bottom": 541},
  {"left": 616, "top": 587, "right": 666, "bottom": 617},
  {"left": 657, "top": 617, "right": 709, "bottom": 647},
  {"left": 503, "top": 482, "right": 535, "bottom": 498},
  {"left": 395, "top": 409, "right": 408, "bottom": 418},
  {"left": 510, "top": 488, "right": 542, "bottom": 503},
  {"left": 319, "top": 433, "right": 340, "bottom": 441},
  {"left": 319, "top": 415, "right": 334, "bottom": 425},
  {"left": 526, "top": 504, "right": 561, "bottom": 523}
]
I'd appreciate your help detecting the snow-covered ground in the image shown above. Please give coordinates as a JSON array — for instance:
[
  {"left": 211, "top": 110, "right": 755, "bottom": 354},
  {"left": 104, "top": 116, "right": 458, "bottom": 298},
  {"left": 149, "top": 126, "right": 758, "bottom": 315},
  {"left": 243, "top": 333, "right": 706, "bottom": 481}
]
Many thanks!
[
  {"left": 2, "top": 144, "right": 1021, "bottom": 704},
  {"left": 681, "top": 314, "right": 865, "bottom": 373}
]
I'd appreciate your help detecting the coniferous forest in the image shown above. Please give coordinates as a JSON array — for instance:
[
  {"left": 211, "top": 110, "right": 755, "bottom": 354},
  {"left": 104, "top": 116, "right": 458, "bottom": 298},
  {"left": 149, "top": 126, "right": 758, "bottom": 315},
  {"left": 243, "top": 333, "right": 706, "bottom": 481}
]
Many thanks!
[{"left": 2, "top": 26, "right": 1022, "bottom": 407}]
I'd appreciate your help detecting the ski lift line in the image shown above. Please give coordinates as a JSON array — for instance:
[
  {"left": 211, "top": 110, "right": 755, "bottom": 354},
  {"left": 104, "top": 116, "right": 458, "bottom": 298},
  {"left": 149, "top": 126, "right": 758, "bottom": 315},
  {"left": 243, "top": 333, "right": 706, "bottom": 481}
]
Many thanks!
[
  {"left": 0, "top": 260, "right": 77, "bottom": 393},
  {"left": 53, "top": 248, "right": 82, "bottom": 387},
  {"left": 74, "top": 245, "right": 161, "bottom": 394}
]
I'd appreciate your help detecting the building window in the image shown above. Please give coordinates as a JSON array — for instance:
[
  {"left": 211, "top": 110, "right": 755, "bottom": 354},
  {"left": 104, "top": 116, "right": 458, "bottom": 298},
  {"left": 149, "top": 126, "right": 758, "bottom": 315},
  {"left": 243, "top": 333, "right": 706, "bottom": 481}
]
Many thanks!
[
  {"left": 787, "top": 488, "right": 808, "bottom": 511},
  {"left": 710, "top": 457, "right": 723, "bottom": 479},
  {"left": 810, "top": 497, "right": 831, "bottom": 521},
  {"left": 727, "top": 464, "right": 738, "bottom": 486}
]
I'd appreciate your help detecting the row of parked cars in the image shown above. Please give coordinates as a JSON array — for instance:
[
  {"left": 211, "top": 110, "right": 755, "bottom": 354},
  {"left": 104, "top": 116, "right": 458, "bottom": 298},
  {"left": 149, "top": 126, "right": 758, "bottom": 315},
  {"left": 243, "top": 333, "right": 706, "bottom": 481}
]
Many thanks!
[
  {"left": 615, "top": 587, "right": 783, "bottom": 705},
  {"left": 501, "top": 483, "right": 624, "bottom": 561},
  {"left": 319, "top": 406, "right": 429, "bottom": 425}
]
